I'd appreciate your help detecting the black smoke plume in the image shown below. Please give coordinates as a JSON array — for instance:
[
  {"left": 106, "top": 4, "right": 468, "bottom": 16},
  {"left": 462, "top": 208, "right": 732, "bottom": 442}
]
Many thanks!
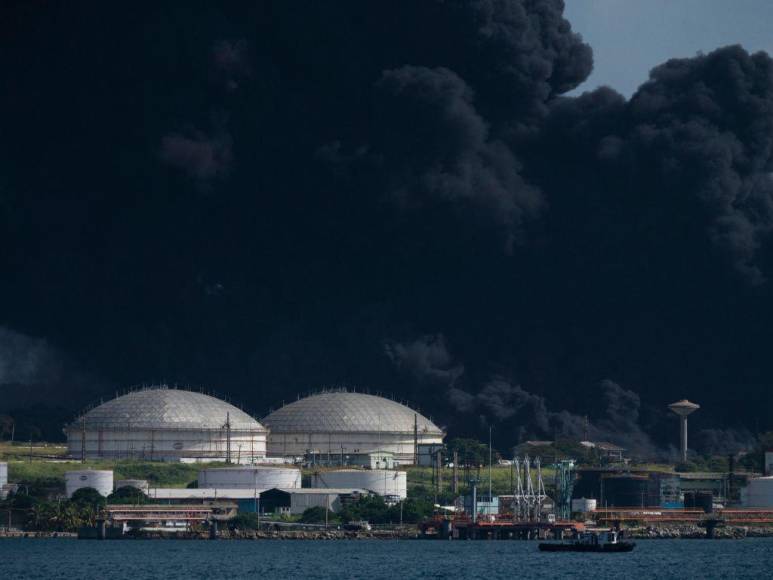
[{"left": 0, "top": 1, "right": 771, "bottom": 448}]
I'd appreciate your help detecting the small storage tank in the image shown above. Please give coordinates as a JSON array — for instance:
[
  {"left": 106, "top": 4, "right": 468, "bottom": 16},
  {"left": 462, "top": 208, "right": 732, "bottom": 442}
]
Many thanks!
[
  {"left": 198, "top": 466, "right": 301, "bottom": 489},
  {"left": 65, "top": 470, "right": 114, "bottom": 498},
  {"left": 312, "top": 469, "right": 407, "bottom": 499},
  {"left": 571, "top": 498, "right": 597, "bottom": 513},
  {"left": 0, "top": 462, "right": 7, "bottom": 487},
  {"left": 114, "top": 479, "right": 149, "bottom": 493}
]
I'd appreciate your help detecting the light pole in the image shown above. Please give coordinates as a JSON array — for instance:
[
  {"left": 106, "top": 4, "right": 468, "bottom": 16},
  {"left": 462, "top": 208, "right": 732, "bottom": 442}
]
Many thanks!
[{"left": 488, "top": 425, "right": 493, "bottom": 516}]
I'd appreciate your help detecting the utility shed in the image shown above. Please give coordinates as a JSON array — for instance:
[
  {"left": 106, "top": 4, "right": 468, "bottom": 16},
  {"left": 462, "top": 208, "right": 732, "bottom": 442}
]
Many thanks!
[
  {"left": 348, "top": 452, "right": 395, "bottom": 470},
  {"left": 258, "top": 488, "right": 369, "bottom": 515}
]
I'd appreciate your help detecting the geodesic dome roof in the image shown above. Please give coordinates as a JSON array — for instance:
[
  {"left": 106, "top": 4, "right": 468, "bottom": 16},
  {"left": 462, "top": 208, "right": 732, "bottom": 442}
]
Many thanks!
[
  {"left": 68, "top": 387, "right": 265, "bottom": 431},
  {"left": 262, "top": 391, "right": 442, "bottom": 435}
]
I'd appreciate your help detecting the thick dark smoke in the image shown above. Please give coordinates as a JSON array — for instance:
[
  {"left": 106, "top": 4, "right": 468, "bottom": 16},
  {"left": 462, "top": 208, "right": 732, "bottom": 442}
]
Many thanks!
[
  {"left": 448, "top": 379, "right": 660, "bottom": 456},
  {"left": 373, "top": 66, "right": 543, "bottom": 249},
  {"left": 1, "top": 1, "right": 772, "bottom": 450}
]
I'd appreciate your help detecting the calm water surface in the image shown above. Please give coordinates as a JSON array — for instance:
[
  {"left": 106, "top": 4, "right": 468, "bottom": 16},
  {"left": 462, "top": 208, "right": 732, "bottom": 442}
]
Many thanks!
[{"left": 2, "top": 538, "right": 772, "bottom": 579}]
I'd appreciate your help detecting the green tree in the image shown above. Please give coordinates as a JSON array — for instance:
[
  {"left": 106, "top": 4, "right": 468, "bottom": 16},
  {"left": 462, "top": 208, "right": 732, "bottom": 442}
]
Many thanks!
[
  {"left": 446, "top": 438, "right": 498, "bottom": 467},
  {"left": 70, "top": 487, "right": 106, "bottom": 508},
  {"left": 299, "top": 506, "right": 337, "bottom": 524},
  {"left": 107, "top": 486, "right": 148, "bottom": 504},
  {"left": 396, "top": 498, "right": 434, "bottom": 523},
  {"left": 230, "top": 513, "right": 260, "bottom": 530}
]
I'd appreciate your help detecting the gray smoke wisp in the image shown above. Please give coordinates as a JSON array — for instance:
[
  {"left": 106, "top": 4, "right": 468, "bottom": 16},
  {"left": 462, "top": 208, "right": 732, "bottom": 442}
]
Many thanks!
[
  {"left": 384, "top": 334, "right": 464, "bottom": 386},
  {"left": 0, "top": 326, "right": 64, "bottom": 386},
  {"left": 0, "top": 326, "right": 101, "bottom": 412}
]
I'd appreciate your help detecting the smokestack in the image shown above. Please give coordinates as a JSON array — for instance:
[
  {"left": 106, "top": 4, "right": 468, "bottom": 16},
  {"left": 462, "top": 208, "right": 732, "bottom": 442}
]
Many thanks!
[{"left": 668, "top": 400, "right": 700, "bottom": 462}]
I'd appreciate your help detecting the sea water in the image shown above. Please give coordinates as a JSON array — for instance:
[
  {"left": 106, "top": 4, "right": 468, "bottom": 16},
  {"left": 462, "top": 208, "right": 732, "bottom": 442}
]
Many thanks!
[{"left": 2, "top": 538, "right": 772, "bottom": 579}]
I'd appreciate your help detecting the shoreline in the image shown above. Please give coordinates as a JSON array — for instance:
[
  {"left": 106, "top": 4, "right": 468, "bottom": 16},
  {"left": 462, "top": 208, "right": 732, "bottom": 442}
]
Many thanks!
[{"left": 4, "top": 526, "right": 773, "bottom": 541}]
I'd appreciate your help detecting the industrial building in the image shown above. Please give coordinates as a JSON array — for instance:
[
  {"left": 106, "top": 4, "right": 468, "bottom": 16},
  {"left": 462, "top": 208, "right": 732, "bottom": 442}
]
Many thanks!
[
  {"left": 64, "top": 386, "right": 267, "bottom": 462},
  {"left": 262, "top": 390, "right": 444, "bottom": 464}
]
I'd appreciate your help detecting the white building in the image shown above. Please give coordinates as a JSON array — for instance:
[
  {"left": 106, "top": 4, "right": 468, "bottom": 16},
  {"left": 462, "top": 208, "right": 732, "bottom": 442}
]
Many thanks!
[
  {"left": 65, "top": 386, "right": 267, "bottom": 462},
  {"left": 262, "top": 390, "right": 444, "bottom": 464}
]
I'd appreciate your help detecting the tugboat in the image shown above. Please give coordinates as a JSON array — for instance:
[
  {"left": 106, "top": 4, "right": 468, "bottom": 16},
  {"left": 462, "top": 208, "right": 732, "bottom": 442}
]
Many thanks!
[{"left": 539, "top": 530, "right": 635, "bottom": 552}]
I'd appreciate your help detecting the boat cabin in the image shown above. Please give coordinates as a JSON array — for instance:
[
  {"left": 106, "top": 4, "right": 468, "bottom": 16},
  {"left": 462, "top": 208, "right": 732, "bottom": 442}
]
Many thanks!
[{"left": 577, "top": 530, "right": 620, "bottom": 545}]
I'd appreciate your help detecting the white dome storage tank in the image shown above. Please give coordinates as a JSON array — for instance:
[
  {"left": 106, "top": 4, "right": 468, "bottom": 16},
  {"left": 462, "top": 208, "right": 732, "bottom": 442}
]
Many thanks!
[
  {"left": 114, "top": 479, "right": 149, "bottom": 492},
  {"left": 263, "top": 390, "right": 444, "bottom": 464},
  {"left": 312, "top": 469, "right": 407, "bottom": 499},
  {"left": 64, "top": 386, "right": 267, "bottom": 463},
  {"left": 198, "top": 466, "right": 301, "bottom": 489},
  {"left": 65, "top": 470, "right": 114, "bottom": 498}
]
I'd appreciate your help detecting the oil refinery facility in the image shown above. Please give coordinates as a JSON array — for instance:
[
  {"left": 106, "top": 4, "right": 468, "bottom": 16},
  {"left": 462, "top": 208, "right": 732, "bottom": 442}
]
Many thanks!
[{"left": 5, "top": 389, "right": 773, "bottom": 539}]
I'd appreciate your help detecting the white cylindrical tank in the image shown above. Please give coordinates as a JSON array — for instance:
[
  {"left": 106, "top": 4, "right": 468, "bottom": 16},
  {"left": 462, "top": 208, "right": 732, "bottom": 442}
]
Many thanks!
[
  {"left": 0, "top": 462, "right": 7, "bottom": 487},
  {"left": 571, "top": 498, "right": 597, "bottom": 513},
  {"left": 114, "top": 479, "right": 149, "bottom": 492},
  {"left": 742, "top": 477, "right": 773, "bottom": 507},
  {"left": 65, "top": 470, "right": 114, "bottom": 498},
  {"left": 198, "top": 466, "right": 301, "bottom": 489},
  {"left": 312, "top": 469, "right": 407, "bottom": 499}
]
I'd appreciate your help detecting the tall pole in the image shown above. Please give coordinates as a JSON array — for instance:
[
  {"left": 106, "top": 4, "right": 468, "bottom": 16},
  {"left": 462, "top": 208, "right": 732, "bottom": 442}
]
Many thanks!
[
  {"left": 452, "top": 450, "right": 459, "bottom": 494},
  {"left": 436, "top": 449, "right": 442, "bottom": 499},
  {"left": 413, "top": 414, "right": 418, "bottom": 465},
  {"left": 226, "top": 412, "right": 232, "bottom": 464},
  {"left": 488, "top": 425, "right": 493, "bottom": 513},
  {"left": 472, "top": 480, "right": 478, "bottom": 524},
  {"left": 81, "top": 416, "right": 86, "bottom": 463}
]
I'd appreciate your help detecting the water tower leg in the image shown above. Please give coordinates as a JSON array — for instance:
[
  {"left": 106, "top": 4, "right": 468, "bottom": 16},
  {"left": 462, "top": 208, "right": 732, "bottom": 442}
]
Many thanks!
[{"left": 681, "top": 417, "right": 688, "bottom": 462}]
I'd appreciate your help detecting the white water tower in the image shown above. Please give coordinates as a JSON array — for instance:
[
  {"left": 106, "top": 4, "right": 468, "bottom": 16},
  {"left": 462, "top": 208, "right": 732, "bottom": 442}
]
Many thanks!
[{"left": 668, "top": 399, "right": 700, "bottom": 462}]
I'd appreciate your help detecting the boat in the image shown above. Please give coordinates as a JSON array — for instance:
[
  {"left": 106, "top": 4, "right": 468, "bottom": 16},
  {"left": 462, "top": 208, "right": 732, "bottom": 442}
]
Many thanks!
[{"left": 539, "top": 530, "right": 635, "bottom": 552}]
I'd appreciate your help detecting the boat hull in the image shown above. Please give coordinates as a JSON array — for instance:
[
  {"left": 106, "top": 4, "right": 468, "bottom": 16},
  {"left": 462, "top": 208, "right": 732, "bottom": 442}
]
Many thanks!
[{"left": 539, "top": 542, "right": 636, "bottom": 553}]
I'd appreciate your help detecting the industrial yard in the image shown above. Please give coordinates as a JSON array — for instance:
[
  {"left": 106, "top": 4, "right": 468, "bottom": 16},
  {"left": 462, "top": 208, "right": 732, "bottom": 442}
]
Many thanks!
[{"left": 2, "top": 387, "right": 773, "bottom": 541}]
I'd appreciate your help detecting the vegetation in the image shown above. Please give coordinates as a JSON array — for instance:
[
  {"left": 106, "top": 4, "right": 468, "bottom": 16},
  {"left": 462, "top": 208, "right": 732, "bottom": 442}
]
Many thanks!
[
  {"left": 299, "top": 506, "right": 334, "bottom": 524},
  {"left": 107, "top": 486, "right": 149, "bottom": 504},
  {"left": 338, "top": 495, "right": 433, "bottom": 524},
  {"left": 5, "top": 459, "right": 217, "bottom": 492},
  {"left": 445, "top": 438, "right": 499, "bottom": 467},
  {"left": 229, "top": 513, "right": 262, "bottom": 530},
  {"left": 738, "top": 431, "right": 773, "bottom": 472}
]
